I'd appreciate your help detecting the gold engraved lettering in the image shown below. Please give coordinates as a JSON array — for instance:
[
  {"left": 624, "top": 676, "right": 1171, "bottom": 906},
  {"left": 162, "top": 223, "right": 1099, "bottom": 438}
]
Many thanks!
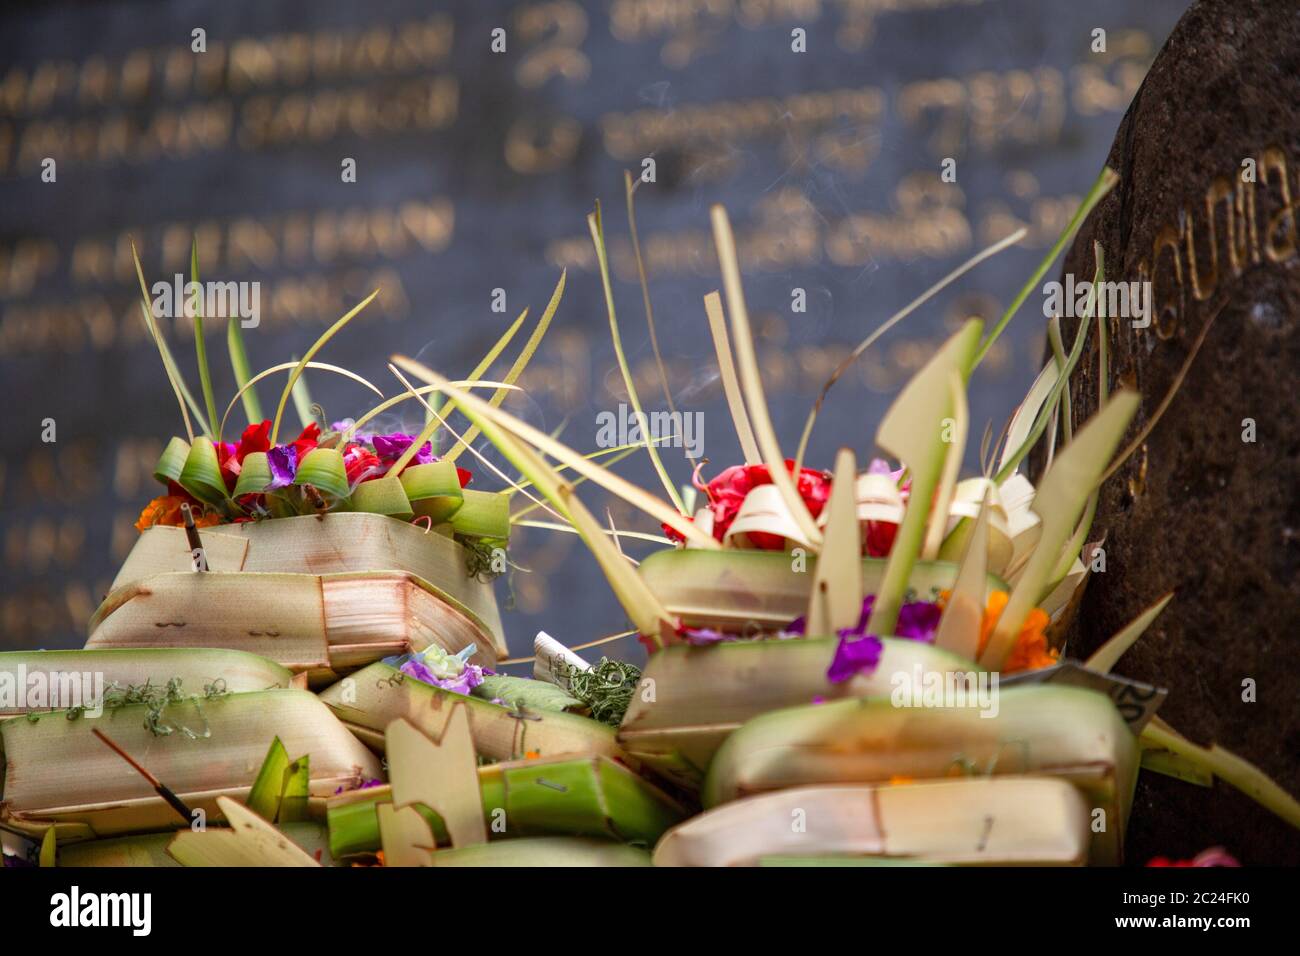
[
  {"left": 1260, "top": 146, "right": 1297, "bottom": 263},
  {"left": 1149, "top": 223, "right": 1183, "bottom": 341},
  {"left": 506, "top": 115, "right": 582, "bottom": 174},
  {"left": 515, "top": 1, "right": 591, "bottom": 89}
]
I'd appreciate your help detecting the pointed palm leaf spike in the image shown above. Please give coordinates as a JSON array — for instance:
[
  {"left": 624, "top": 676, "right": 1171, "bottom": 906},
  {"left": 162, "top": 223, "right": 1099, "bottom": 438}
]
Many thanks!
[
  {"left": 396, "top": 361, "right": 678, "bottom": 645},
  {"left": 1085, "top": 592, "right": 1174, "bottom": 674},
  {"left": 703, "top": 291, "right": 761, "bottom": 464},
  {"left": 1139, "top": 722, "right": 1300, "bottom": 831},
  {"left": 981, "top": 391, "right": 1139, "bottom": 669},
  {"left": 805, "top": 448, "right": 863, "bottom": 637},
  {"left": 247, "top": 736, "right": 291, "bottom": 821},
  {"left": 168, "top": 795, "right": 320, "bottom": 867},
  {"left": 866, "top": 320, "right": 982, "bottom": 637},
  {"left": 922, "top": 371, "right": 968, "bottom": 560},
  {"left": 934, "top": 489, "right": 990, "bottom": 661},
  {"left": 392, "top": 356, "right": 718, "bottom": 550},
  {"left": 589, "top": 206, "right": 686, "bottom": 513},
  {"left": 378, "top": 804, "right": 437, "bottom": 867},
  {"left": 710, "top": 205, "right": 821, "bottom": 546},
  {"left": 448, "top": 270, "right": 566, "bottom": 462},
  {"left": 388, "top": 709, "right": 486, "bottom": 849}
]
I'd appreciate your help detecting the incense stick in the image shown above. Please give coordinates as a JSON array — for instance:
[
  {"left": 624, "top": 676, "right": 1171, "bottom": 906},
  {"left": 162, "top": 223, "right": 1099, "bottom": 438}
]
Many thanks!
[{"left": 92, "top": 728, "right": 195, "bottom": 825}]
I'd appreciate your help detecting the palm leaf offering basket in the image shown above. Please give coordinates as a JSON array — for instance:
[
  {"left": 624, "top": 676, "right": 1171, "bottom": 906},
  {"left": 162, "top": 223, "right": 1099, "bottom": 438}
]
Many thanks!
[{"left": 3, "top": 176, "right": 1298, "bottom": 870}]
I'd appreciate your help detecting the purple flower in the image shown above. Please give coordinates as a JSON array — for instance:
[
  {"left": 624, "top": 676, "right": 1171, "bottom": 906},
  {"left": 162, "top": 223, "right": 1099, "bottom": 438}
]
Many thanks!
[
  {"left": 266, "top": 444, "right": 298, "bottom": 489},
  {"left": 895, "top": 600, "right": 941, "bottom": 642},
  {"left": 787, "top": 594, "right": 942, "bottom": 643},
  {"left": 826, "top": 633, "right": 883, "bottom": 683},
  {"left": 866, "top": 458, "right": 906, "bottom": 482},
  {"left": 373, "top": 433, "right": 436, "bottom": 465},
  {"left": 399, "top": 656, "right": 483, "bottom": 695},
  {"left": 334, "top": 777, "right": 384, "bottom": 795},
  {"left": 681, "top": 627, "right": 731, "bottom": 646}
]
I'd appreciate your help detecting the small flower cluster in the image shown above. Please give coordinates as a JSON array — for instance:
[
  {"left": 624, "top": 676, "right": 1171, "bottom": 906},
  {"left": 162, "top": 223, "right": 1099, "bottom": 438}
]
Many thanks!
[
  {"left": 135, "top": 420, "right": 471, "bottom": 531},
  {"left": 664, "top": 458, "right": 905, "bottom": 556}
]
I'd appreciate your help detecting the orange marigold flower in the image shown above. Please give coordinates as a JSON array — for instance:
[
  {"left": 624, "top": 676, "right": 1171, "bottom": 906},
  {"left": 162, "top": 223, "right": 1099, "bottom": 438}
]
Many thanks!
[
  {"left": 975, "top": 590, "right": 1058, "bottom": 674},
  {"left": 134, "top": 494, "right": 220, "bottom": 532}
]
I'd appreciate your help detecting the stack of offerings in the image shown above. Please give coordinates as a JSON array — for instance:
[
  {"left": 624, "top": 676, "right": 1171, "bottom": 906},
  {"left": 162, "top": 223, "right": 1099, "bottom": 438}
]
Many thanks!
[
  {"left": 0, "top": 252, "right": 692, "bottom": 866},
  {"left": 3, "top": 186, "right": 1297, "bottom": 868},
  {"left": 389, "top": 180, "right": 1300, "bottom": 865}
]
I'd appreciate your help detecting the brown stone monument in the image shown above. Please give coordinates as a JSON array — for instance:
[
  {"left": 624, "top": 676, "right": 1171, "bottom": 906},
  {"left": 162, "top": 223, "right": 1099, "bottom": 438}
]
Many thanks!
[{"left": 1044, "top": 0, "right": 1300, "bottom": 863}]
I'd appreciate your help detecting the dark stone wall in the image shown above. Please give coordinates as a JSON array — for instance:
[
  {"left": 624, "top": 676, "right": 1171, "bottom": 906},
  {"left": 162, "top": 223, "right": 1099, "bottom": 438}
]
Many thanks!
[{"left": 1043, "top": 0, "right": 1300, "bottom": 864}]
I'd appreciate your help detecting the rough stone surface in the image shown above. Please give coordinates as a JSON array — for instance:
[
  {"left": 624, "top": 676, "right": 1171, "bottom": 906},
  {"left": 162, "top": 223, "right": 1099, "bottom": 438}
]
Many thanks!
[{"left": 1040, "top": 0, "right": 1300, "bottom": 864}]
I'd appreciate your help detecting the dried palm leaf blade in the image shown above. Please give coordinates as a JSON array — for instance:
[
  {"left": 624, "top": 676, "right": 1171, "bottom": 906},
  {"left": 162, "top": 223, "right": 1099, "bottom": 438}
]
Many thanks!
[
  {"left": 0, "top": 689, "right": 381, "bottom": 841},
  {"left": 109, "top": 513, "right": 505, "bottom": 658},
  {"left": 317, "top": 661, "right": 621, "bottom": 762},
  {"left": 86, "top": 569, "right": 500, "bottom": 686},
  {"left": 637, "top": 548, "right": 1007, "bottom": 633},
  {"left": 704, "top": 684, "right": 1136, "bottom": 864},
  {"left": 0, "top": 648, "right": 291, "bottom": 717},
  {"left": 168, "top": 795, "right": 321, "bottom": 867},
  {"left": 387, "top": 711, "right": 486, "bottom": 854},
  {"left": 619, "top": 637, "right": 980, "bottom": 791},
  {"left": 57, "top": 822, "right": 331, "bottom": 867},
  {"left": 654, "top": 778, "right": 1090, "bottom": 866}
]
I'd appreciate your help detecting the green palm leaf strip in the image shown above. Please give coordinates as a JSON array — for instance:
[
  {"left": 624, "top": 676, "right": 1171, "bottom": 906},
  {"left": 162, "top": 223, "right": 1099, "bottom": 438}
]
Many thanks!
[
  {"left": 290, "top": 356, "right": 315, "bottom": 430},
  {"left": 343, "top": 381, "right": 519, "bottom": 446},
  {"left": 393, "top": 358, "right": 677, "bottom": 646},
  {"left": 217, "top": 361, "right": 382, "bottom": 445},
  {"left": 972, "top": 166, "right": 1117, "bottom": 369},
  {"left": 270, "top": 290, "right": 378, "bottom": 444},
  {"left": 392, "top": 357, "right": 715, "bottom": 549},
  {"left": 446, "top": 269, "right": 566, "bottom": 463},
  {"left": 589, "top": 203, "right": 686, "bottom": 513},
  {"left": 189, "top": 239, "right": 220, "bottom": 439},
  {"left": 227, "top": 305, "right": 262, "bottom": 426},
  {"left": 794, "top": 226, "right": 1026, "bottom": 470},
  {"left": 993, "top": 254, "right": 1098, "bottom": 485},
  {"left": 429, "top": 307, "right": 531, "bottom": 430},
  {"left": 131, "top": 241, "right": 209, "bottom": 440}
]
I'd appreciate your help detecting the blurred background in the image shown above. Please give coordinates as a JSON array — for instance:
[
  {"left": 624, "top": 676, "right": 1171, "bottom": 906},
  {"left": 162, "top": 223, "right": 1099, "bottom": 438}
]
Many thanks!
[{"left": 0, "top": 0, "right": 1189, "bottom": 662}]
